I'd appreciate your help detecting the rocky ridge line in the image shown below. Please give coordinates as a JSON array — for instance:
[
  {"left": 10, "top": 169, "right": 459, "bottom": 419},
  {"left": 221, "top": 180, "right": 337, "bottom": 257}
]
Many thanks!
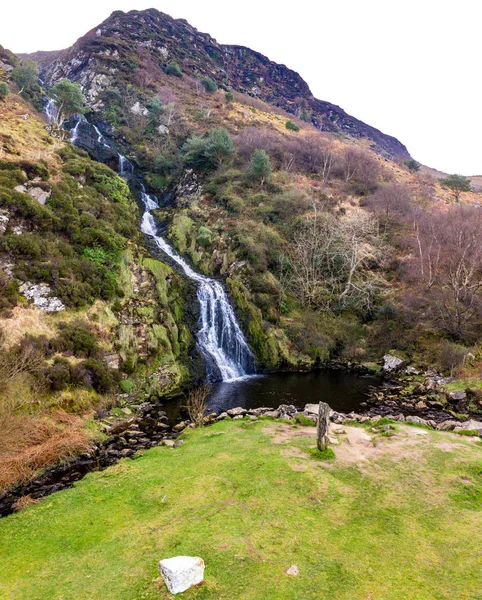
[{"left": 24, "top": 8, "right": 410, "bottom": 160}]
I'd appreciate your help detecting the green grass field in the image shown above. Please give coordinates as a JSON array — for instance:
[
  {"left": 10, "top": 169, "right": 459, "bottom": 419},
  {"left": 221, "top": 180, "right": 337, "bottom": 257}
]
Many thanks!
[{"left": 1, "top": 419, "right": 482, "bottom": 599}]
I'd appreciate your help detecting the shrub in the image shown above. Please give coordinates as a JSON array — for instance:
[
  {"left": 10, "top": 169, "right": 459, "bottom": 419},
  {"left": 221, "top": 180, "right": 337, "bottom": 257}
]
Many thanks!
[
  {"left": 196, "top": 226, "right": 212, "bottom": 247},
  {"left": 437, "top": 340, "right": 467, "bottom": 376},
  {"left": 71, "top": 359, "right": 116, "bottom": 393},
  {"left": 165, "top": 62, "right": 182, "bottom": 77},
  {"left": 0, "top": 143, "right": 136, "bottom": 310},
  {"left": 201, "top": 76, "right": 217, "bottom": 93},
  {"left": 155, "top": 153, "right": 175, "bottom": 174},
  {"left": 234, "top": 222, "right": 281, "bottom": 271},
  {"left": 225, "top": 92, "right": 234, "bottom": 103},
  {"left": 52, "top": 321, "right": 99, "bottom": 358},
  {"left": 0, "top": 82, "right": 9, "bottom": 101},
  {"left": 404, "top": 159, "right": 421, "bottom": 173},
  {"left": 182, "top": 128, "right": 234, "bottom": 173},
  {"left": 0, "top": 269, "right": 19, "bottom": 313},
  {"left": 0, "top": 234, "right": 46, "bottom": 259},
  {"left": 0, "top": 159, "right": 48, "bottom": 181},
  {"left": 119, "top": 379, "right": 133, "bottom": 394},
  {"left": 226, "top": 196, "right": 245, "bottom": 214},
  {"left": 249, "top": 150, "right": 272, "bottom": 185},
  {"left": 272, "top": 189, "right": 310, "bottom": 222},
  {"left": 43, "top": 358, "right": 72, "bottom": 391},
  {"left": 285, "top": 120, "right": 300, "bottom": 132}
]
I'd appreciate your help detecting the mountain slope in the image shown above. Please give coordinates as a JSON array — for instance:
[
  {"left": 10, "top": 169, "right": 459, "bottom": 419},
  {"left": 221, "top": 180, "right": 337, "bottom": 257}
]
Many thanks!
[{"left": 25, "top": 8, "right": 410, "bottom": 160}]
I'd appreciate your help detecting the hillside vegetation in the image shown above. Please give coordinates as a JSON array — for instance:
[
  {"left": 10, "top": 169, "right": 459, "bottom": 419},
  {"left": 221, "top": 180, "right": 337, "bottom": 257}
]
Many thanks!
[
  {"left": 106, "top": 68, "right": 482, "bottom": 376},
  {"left": 0, "top": 93, "right": 194, "bottom": 491},
  {"left": 0, "top": 7, "right": 482, "bottom": 492}
]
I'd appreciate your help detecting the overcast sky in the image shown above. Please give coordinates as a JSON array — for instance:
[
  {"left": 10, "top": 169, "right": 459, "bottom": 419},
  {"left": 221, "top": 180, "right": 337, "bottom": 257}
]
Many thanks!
[{"left": 2, "top": 0, "right": 481, "bottom": 174}]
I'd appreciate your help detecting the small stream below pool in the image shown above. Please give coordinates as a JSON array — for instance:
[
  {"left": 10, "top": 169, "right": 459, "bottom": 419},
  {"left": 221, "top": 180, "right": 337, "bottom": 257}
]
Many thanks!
[{"left": 162, "top": 370, "right": 380, "bottom": 422}]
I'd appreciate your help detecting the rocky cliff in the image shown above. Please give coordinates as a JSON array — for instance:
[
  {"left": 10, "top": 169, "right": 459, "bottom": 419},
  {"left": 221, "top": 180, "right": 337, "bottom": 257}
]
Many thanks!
[{"left": 25, "top": 8, "right": 410, "bottom": 160}]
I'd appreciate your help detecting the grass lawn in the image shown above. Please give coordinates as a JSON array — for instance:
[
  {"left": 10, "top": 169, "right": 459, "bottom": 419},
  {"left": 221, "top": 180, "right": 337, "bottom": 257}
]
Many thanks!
[{"left": 1, "top": 419, "right": 482, "bottom": 599}]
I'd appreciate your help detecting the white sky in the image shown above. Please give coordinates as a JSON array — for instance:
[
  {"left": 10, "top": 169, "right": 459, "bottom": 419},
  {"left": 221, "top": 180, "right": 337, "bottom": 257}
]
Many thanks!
[{"left": 2, "top": 0, "right": 481, "bottom": 174}]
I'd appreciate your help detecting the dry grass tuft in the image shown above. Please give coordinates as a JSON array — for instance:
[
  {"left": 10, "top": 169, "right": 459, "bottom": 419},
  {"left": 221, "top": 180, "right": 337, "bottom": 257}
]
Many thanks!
[
  {"left": 0, "top": 93, "right": 63, "bottom": 167},
  {"left": 0, "top": 307, "right": 56, "bottom": 349},
  {"left": 0, "top": 412, "right": 94, "bottom": 492},
  {"left": 185, "top": 383, "right": 211, "bottom": 427},
  {"left": 13, "top": 495, "right": 39, "bottom": 512}
]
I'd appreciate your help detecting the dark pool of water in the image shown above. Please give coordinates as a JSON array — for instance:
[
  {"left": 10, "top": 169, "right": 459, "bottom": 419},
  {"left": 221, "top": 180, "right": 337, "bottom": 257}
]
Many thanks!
[{"left": 163, "top": 370, "right": 380, "bottom": 422}]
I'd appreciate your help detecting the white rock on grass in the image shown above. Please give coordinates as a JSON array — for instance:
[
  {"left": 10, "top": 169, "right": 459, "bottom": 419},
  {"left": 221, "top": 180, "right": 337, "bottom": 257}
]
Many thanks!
[
  {"left": 0, "top": 210, "right": 9, "bottom": 234},
  {"left": 383, "top": 354, "right": 406, "bottom": 373},
  {"left": 130, "top": 101, "right": 148, "bottom": 116},
  {"left": 158, "top": 556, "right": 205, "bottom": 594},
  {"left": 19, "top": 282, "right": 65, "bottom": 312}
]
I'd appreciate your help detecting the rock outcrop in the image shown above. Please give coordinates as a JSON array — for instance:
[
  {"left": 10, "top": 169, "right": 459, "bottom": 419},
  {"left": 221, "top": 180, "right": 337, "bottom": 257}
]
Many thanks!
[
  {"left": 18, "top": 282, "right": 65, "bottom": 312},
  {"left": 25, "top": 9, "right": 410, "bottom": 160}
]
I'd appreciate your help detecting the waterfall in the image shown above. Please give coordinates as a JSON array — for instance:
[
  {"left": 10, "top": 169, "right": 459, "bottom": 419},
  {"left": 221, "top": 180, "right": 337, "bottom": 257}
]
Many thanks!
[
  {"left": 140, "top": 191, "right": 256, "bottom": 382},
  {"left": 118, "top": 154, "right": 134, "bottom": 177},
  {"left": 70, "top": 114, "right": 86, "bottom": 144},
  {"left": 44, "top": 98, "right": 57, "bottom": 122},
  {"left": 92, "top": 124, "right": 111, "bottom": 149},
  {"left": 47, "top": 101, "right": 255, "bottom": 381}
]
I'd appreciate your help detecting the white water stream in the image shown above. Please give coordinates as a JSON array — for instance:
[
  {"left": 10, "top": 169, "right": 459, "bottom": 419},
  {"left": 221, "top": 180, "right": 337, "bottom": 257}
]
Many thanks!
[
  {"left": 139, "top": 191, "right": 255, "bottom": 381},
  {"left": 45, "top": 102, "right": 256, "bottom": 382}
]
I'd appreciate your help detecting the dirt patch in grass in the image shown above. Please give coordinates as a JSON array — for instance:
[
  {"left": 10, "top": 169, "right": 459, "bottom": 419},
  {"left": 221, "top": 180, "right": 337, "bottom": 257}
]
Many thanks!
[
  {"left": 435, "top": 440, "right": 467, "bottom": 452},
  {"left": 263, "top": 421, "right": 476, "bottom": 472},
  {"left": 263, "top": 423, "right": 315, "bottom": 445},
  {"left": 280, "top": 446, "right": 306, "bottom": 459}
]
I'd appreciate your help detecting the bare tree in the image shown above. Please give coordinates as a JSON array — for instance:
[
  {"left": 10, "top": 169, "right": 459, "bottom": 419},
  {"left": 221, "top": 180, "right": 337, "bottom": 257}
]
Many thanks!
[
  {"left": 407, "top": 206, "right": 482, "bottom": 339},
  {"left": 0, "top": 340, "right": 45, "bottom": 385},
  {"left": 185, "top": 383, "right": 211, "bottom": 427},
  {"left": 163, "top": 102, "right": 178, "bottom": 126},
  {"left": 281, "top": 207, "right": 385, "bottom": 312},
  {"left": 364, "top": 183, "right": 412, "bottom": 233},
  {"left": 341, "top": 147, "right": 362, "bottom": 182},
  {"left": 338, "top": 147, "right": 381, "bottom": 193},
  {"left": 293, "top": 133, "right": 335, "bottom": 181}
]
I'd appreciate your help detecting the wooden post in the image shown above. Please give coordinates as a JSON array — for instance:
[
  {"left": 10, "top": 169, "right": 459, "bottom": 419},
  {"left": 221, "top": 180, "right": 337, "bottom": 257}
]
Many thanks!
[{"left": 316, "top": 402, "right": 331, "bottom": 451}]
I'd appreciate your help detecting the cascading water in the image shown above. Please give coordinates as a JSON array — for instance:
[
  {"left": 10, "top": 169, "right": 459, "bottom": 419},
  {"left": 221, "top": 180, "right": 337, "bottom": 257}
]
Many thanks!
[
  {"left": 47, "top": 102, "right": 256, "bottom": 382},
  {"left": 44, "top": 98, "right": 57, "bottom": 122},
  {"left": 118, "top": 154, "right": 134, "bottom": 177},
  {"left": 140, "top": 190, "right": 256, "bottom": 381},
  {"left": 92, "top": 124, "right": 111, "bottom": 149},
  {"left": 70, "top": 114, "right": 86, "bottom": 144}
]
